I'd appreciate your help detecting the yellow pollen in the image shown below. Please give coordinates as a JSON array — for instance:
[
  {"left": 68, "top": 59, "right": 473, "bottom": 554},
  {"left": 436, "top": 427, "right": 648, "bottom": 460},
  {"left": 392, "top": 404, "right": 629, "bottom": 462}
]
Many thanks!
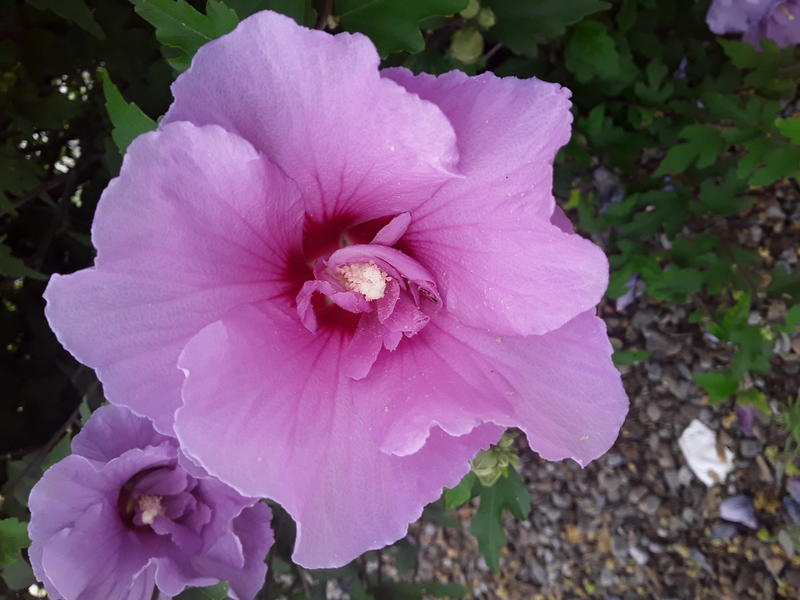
[{"left": 338, "top": 262, "right": 388, "bottom": 300}]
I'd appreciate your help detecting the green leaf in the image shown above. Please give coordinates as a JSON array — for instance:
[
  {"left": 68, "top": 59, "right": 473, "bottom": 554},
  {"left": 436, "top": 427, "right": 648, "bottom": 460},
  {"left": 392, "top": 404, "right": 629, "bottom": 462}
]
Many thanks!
[
  {"left": 26, "top": 0, "right": 105, "bottom": 39},
  {"left": 693, "top": 371, "right": 739, "bottom": 403},
  {"left": 131, "top": 0, "right": 239, "bottom": 71},
  {"left": 612, "top": 349, "right": 651, "bottom": 367},
  {"left": 718, "top": 38, "right": 796, "bottom": 95},
  {"left": 564, "top": 21, "right": 620, "bottom": 83},
  {"left": 779, "top": 397, "right": 800, "bottom": 446},
  {"left": 0, "top": 241, "right": 45, "bottom": 280},
  {"left": 654, "top": 125, "right": 726, "bottom": 176},
  {"left": 776, "top": 117, "right": 800, "bottom": 145},
  {"left": 470, "top": 468, "right": 530, "bottom": 572},
  {"left": 647, "top": 266, "right": 703, "bottom": 302},
  {"left": 737, "top": 388, "right": 769, "bottom": 414},
  {"left": 634, "top": 60, "right": 674, "bottom": 105},
  {"left": 0, "top": 556, "right": 35, "bottom": 591},
  {"left": 386, "top": 538, "right": 418, "bottom": 577},
  {"left": 485, "top": 0, "right": 610, "bottom": 56},
  {"left": 444, "top": 471, "right": 476, "bottom": 510},
  {"left": 174, "top": 582, "right": 229, "bottom": 600},
  {"left": 693, "top": 176, "right": 751, "bottom": 217},
  {"left": 337, "top": 0, "right": 467, "bottom": 57},
  {"left": 738, "top": 138, "right": 800, "bottom": 186},
  {"left": 769, "top": 265, "right": 800, "bottom": 301},
  {"left": 0, "top": 519, "right": 29, "bottom": 566},
  {"left": 226, "top": 0, "right": 314, "bottom": 23},
  {"left": 730, "top": 326, "right": 773, "bottom": 375},
  {"left": 421, "top": 500, "right": 460, "bottom": 528},
  {"left": 371, "top": 581, "right": 468, "bottom": 599},
  {"left": 99, "top": 70, "right": 157, "bottom": 154}
]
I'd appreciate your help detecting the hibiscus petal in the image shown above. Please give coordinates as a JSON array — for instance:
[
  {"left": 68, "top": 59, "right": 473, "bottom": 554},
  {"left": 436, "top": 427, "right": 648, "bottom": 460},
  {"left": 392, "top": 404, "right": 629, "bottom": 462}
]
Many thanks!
[
  {"left": 175, "top": 304, "right": 502, "bottom": 568},
  {"left": 191, "top": 503, "right": 273, "bottom": 600},
  {"left": 71, "top": 405, "right": 168, "bottom": 463},
  {"left": 44, "top": 122, "right": 302, "bottom": 433},
  {"left": 383, "top": 69, "right": 606, "bottom": 336},
  {"left": 165, "top": 11, "right": 459, "bottom": 222},
  {"left": 361, "top": 311, "right": 627, "bottom": 467}
]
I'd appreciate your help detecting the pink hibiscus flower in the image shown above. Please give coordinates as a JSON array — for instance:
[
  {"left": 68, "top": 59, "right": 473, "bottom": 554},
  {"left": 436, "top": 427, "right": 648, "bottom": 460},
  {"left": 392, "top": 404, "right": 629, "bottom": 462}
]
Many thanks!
[{"left": 44, "top": 11, "right": 628, "bottom": 568}]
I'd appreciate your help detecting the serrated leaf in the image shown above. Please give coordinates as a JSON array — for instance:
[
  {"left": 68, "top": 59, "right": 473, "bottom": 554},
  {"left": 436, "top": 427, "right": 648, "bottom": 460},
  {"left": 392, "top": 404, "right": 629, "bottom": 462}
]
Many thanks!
[
  {"left": 564, "top": 20, "right": 620, "bottom": 83},
  {"left": 174, "top": 582, "right": 229, "bottom": 600},
  {"left": 444, "top": 472, "right": 476, "bottom": 510},
  {"left": 730, "top": 326, "right": 773, "bottom": 375},
  {"left": 470, "top": 468, "right": 530, "bottom": 572},
  {"left": 654, "top": 125, "right": 726, "bottom": 176},
  {"left": 26, "top": 0, "right": 105, "bottom": 39},
  {"left": 0, "top": 241, "right": 45, "bottom": 280},
  {"left": 132, "top": 0, "right": 239, "bottom": 71},
  {"left": 0, "top": 519, "right": 29, "bottom": 566},
  {"left": 634, "top": 60, "right": 674, "bottom": 105},
  {"left": 337, "top": 0, "right": 467, "bottom": 57},
  {"left": 693, "top": 371, "right": 739, "bottom": 403},
  {"left": 485, "top": 0, "right": 610, "bottom": 56},
  {"left": 99, "top": 70, "right": 157, "bottom": 154},
  {"left": 693, "top": 177, "right": 751, "bottom": 217},
  {"left": 738, "top": 138, "right": 800, "bottom": 186}
]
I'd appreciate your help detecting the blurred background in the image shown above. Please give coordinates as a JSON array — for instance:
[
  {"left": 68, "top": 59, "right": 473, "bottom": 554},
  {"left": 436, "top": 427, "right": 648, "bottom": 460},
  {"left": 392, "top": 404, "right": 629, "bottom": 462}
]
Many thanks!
[{"left": 1, "top": 0, "right": 799, "bottom": 598}]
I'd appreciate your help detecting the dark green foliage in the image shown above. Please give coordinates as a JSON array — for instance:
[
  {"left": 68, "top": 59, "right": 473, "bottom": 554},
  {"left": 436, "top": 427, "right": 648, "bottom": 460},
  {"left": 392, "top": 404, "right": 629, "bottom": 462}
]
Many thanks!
[
  {"left": 485, "top": 0, "right": 610, "bottom": 56},
  {"left": 337, "top": 0, "right": 467, "bottom": 56},
  {"left": 0, "top": 519, "right": 29, "bottom": 566},
  {"left": 100, "top": 69, "right": 156, "bottom": 153},
  {"left": 131, "top": 0, "right": 239, "bottom": 71}
]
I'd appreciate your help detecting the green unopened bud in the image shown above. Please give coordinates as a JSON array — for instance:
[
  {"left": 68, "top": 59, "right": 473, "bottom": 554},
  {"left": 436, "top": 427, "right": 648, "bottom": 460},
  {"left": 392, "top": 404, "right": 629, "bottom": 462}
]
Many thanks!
[
  {"left": 460, "top": 0, "right": 480, "bottom": 19},
  {"left": 449, "top": 28, "right": 484, "bottom": 65},
  {"left": 470, "top": 432, "right": 520, "bottom": 487},
  {"left": 476, "top": 7, "right": 496, "bottom": 29}
]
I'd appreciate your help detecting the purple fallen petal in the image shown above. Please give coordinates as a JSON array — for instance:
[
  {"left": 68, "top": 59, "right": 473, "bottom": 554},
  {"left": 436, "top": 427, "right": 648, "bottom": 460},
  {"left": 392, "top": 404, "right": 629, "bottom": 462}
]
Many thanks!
[
  {"left": 784, "top": 497, "right": 800, "bottom": 524},
  {"left": 720, "top": 494, "right": 759, "bottom": 529},
  {"left": 789, "top": 477, "right": 800, "bottom": 503},
  {"left": 736, "top": 406, "right": 755, "bottom": 437}
]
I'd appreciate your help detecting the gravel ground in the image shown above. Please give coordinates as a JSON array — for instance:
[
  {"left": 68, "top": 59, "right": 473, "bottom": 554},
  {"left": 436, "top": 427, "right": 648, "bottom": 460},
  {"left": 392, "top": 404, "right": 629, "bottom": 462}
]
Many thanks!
[{"left": 401, "top": 185, "right": 800, "bottom": 599}]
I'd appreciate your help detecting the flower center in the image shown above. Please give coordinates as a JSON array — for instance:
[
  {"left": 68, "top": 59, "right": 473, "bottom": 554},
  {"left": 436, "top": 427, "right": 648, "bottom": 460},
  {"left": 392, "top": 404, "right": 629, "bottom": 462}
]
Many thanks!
[
  {"left": 136, "top": 494, "right": 165, "bottom": 525},
  {"left": 338, "top": 262, "right": 390, "bottom": 300}
]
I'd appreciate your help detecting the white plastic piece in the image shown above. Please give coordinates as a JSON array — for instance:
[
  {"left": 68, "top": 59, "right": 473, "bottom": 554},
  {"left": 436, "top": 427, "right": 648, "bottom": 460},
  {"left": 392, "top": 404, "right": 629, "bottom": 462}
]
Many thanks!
[{"left": 677, "top": 419, "right": 734, "bottom": 486}]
